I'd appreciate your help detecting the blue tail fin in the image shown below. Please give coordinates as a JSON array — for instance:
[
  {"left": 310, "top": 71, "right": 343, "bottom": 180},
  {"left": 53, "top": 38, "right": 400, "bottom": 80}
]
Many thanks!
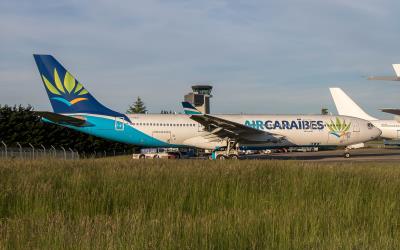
[
  {"left": 33, "top": 54, "right": 124, "bottom": 118},
  {"left": 182, "top": 102, "right": 202, "bottom": 115}
]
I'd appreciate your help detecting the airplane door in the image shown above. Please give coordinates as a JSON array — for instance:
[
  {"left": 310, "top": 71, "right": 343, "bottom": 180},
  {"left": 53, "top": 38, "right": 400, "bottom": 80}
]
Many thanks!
[
  {"left": 152, "top": 131, "right": 171, "bottom": 143},
  {"left": 353, "top": 122, "right": 360, "bottom": 132},
  {"left": 198, "top": 123, "right": 205, "bottom": 132},
  {"left": 115, "top": 117, "right": 125, "bottom": 131}
]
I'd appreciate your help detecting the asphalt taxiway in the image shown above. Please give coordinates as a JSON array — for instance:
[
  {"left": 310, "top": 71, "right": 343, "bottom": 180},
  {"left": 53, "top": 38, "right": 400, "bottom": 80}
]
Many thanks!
[{"left": 244, "top": 148, "right": 400, "bottom": 162}]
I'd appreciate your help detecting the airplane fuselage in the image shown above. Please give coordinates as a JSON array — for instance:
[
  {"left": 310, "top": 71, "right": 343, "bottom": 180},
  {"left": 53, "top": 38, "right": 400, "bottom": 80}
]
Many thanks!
[
  {"left": 370, "top": 120, "right": 400, "bottom": 139},
  {"left": 63, "top": 113, "right": 380, "bottom": 150}
]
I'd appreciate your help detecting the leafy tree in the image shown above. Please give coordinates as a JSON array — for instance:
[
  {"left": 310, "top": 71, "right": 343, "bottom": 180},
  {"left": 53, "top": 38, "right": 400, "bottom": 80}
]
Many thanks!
[
  {"left": 127, "top": 97, "right": 147, "bottom": 114},
  {"left": 0, "top": 105, "right": 136, "bottom": 154},
  {"left": 321, "top": 108, "right": 329, "bottom": 115}
]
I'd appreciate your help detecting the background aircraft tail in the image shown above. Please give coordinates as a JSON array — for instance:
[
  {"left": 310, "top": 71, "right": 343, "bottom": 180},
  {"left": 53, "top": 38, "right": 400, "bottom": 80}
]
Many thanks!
[
  {"left": 33, "top": 54, "right": 124, "bottom": 118},
  {"left": 392, "top": 64, "right": 400, "bottom": 77},
  {"left": 182, "top": 102, "right": 202, "bottom": 115},
  {"left": 329, "top": 87, "right": 377, "bottom": 121}
]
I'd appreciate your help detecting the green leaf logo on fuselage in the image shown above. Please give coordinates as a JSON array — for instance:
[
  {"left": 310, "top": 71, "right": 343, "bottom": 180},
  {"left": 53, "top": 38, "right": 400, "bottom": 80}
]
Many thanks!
[{"left": 327, "top": 118, "right": 351, "bottom": 138}]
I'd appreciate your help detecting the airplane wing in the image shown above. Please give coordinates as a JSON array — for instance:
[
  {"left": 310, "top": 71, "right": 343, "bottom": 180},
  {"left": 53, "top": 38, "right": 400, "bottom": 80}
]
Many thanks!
[
  {"left": 367, "top": 64, "right": 400, "bottom": 81},
  {"left": 33, "top": 111, "right": 92, "bottom": 127},
  {"left": 380, "top": 109, "right": 400, "bottom": 115},
  {"left": 189, "top": 114, "right": 284, "bottom": 143}
]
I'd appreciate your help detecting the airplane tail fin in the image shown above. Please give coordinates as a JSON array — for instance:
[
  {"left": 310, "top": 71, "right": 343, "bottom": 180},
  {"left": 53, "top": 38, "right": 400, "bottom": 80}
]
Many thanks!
[
  {"left": 392, "top": 64, "right": 400, "bottom": 77},
  {"left": 181, "top": 102, "right": 202, "bottom": 115},
  {"left": 33, "top": 54, "right": 124, "bottom": 118},
  {"left": 329, "top": 87, "right": 377, "bottom": 121}
]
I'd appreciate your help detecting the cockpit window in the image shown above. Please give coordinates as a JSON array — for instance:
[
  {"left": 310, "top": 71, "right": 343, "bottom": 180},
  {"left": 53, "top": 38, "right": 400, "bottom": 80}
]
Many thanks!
[{"left": 367, "top": 122, "right": 374, "bottom": 129}]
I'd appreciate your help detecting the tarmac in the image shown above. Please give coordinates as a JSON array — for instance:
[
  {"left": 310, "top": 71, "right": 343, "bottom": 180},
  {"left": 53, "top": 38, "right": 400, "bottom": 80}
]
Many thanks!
[{"left": 244, "top": 148, "right": 400, "bottom": 162}]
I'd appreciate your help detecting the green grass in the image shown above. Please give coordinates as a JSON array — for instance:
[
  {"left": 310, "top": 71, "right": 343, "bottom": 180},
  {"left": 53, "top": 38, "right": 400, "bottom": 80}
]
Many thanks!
[{"left": 1, "top": 158, "right": 400, "bottom": 249}]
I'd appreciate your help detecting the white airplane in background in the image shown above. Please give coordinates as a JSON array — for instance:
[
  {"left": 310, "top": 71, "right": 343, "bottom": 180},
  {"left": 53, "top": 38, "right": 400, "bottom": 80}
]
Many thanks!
[
  {"left": 367, "top": 64, "right": 400, "bottom": 117},
  {"left": 368, "top": 64, "right": 400, "bottom": 81},
  {"left": 33, "top": 55, "right": 381, "bottom": 159},
  {"left": 330, "top": 87, "right": 400, "bottom": 140}
]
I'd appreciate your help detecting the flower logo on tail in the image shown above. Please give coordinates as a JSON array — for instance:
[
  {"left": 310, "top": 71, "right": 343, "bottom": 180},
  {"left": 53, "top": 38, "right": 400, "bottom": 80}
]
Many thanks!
[
  {"left": 327, "top": 118, "right": 351, "bottom": 138},
  {"left": 42, "top": 68, "right": 88, "bottom": 106}
]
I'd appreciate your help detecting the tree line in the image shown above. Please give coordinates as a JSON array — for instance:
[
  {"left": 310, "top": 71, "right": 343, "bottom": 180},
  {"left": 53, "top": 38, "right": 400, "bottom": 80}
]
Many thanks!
[{"left": 0, "top": 97, "right": 148, "bottom": 153}]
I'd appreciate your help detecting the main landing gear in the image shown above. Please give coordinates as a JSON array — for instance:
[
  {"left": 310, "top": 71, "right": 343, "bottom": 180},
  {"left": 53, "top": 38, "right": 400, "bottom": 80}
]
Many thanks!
[
  {"left": 212, "top": 139, "right": 240, "bottom": 160},
  {"left": 344, "top": 147, "right": 351, "bottom": 158}
]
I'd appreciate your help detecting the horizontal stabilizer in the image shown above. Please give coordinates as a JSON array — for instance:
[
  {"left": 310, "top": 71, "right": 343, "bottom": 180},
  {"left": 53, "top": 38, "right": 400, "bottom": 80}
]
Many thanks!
[
  {"left": 380, "top": 109, "right": 400, "bottom": 116},
  {"left": 182, "top": 102, "right": 202, "bottom": 115},
  {"left": 34, "top": 111, "right": 92, "bottom": 127},
  {"left": 367, "top": 64, "right": 400, "bottom": 81},
  {"left": 367, "top": 76, "right": 400, "bottom": 81}
]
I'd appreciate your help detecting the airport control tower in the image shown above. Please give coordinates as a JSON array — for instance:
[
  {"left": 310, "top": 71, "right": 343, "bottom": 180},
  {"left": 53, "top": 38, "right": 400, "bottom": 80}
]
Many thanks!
[{"left": 184, "top": 85, "right": 213, "bottom": 114}]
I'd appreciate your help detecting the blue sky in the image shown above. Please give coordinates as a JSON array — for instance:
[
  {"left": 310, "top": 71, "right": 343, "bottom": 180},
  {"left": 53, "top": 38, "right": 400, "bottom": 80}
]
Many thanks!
[{"left": 1, "top": 0, "right": 400, "bottom": 117}]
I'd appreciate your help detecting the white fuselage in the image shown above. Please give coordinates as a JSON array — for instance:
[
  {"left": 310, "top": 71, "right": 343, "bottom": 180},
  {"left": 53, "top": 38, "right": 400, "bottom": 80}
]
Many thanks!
[
  {"left": 123, "top": 114, "right": 380, "bottom": 149},
  {"left": 370, "top": 120, "right": 400, "bottom": 139},
  {"left": 329, "top": 87, "right": 400, "bottom": 140}
]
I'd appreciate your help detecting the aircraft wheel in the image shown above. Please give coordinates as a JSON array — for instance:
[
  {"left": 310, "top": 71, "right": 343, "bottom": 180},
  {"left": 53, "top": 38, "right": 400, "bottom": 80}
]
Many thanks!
[
  {"left": 139, "top": 154, "right": 146, "bottom": 159},
  {"left": 344, "top": 152, "right": 351, "bottom": 158},
  {"left": 229, "top": 154, "right": 239, "bottom": 160},
  {"left": 216, "top": 155, "right": 226, "bottom": 160}
]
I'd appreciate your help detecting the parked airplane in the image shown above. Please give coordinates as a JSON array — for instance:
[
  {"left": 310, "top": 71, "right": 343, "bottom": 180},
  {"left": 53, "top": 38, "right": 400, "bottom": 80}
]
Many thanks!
[
  {"left": 33, "top": 55, "right": 381, "bottom": 158},
  {"left": 330, "top": 87, "right": 400, "bottom": 139},
  {"left": 368, "top": 64, "right": 400, "bottom": 81}
]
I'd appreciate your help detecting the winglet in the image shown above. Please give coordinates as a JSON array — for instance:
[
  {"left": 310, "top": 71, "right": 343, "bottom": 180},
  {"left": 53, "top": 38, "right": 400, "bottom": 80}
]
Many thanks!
[{"left": 181, "top": 102, "right": 202, "bottom": 115}]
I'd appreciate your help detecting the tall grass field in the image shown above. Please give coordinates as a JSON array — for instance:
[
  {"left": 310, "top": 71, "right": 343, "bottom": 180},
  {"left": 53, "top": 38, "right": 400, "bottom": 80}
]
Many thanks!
[{"left": 1, "top": 158, "right": 400, "bottom": 249}]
